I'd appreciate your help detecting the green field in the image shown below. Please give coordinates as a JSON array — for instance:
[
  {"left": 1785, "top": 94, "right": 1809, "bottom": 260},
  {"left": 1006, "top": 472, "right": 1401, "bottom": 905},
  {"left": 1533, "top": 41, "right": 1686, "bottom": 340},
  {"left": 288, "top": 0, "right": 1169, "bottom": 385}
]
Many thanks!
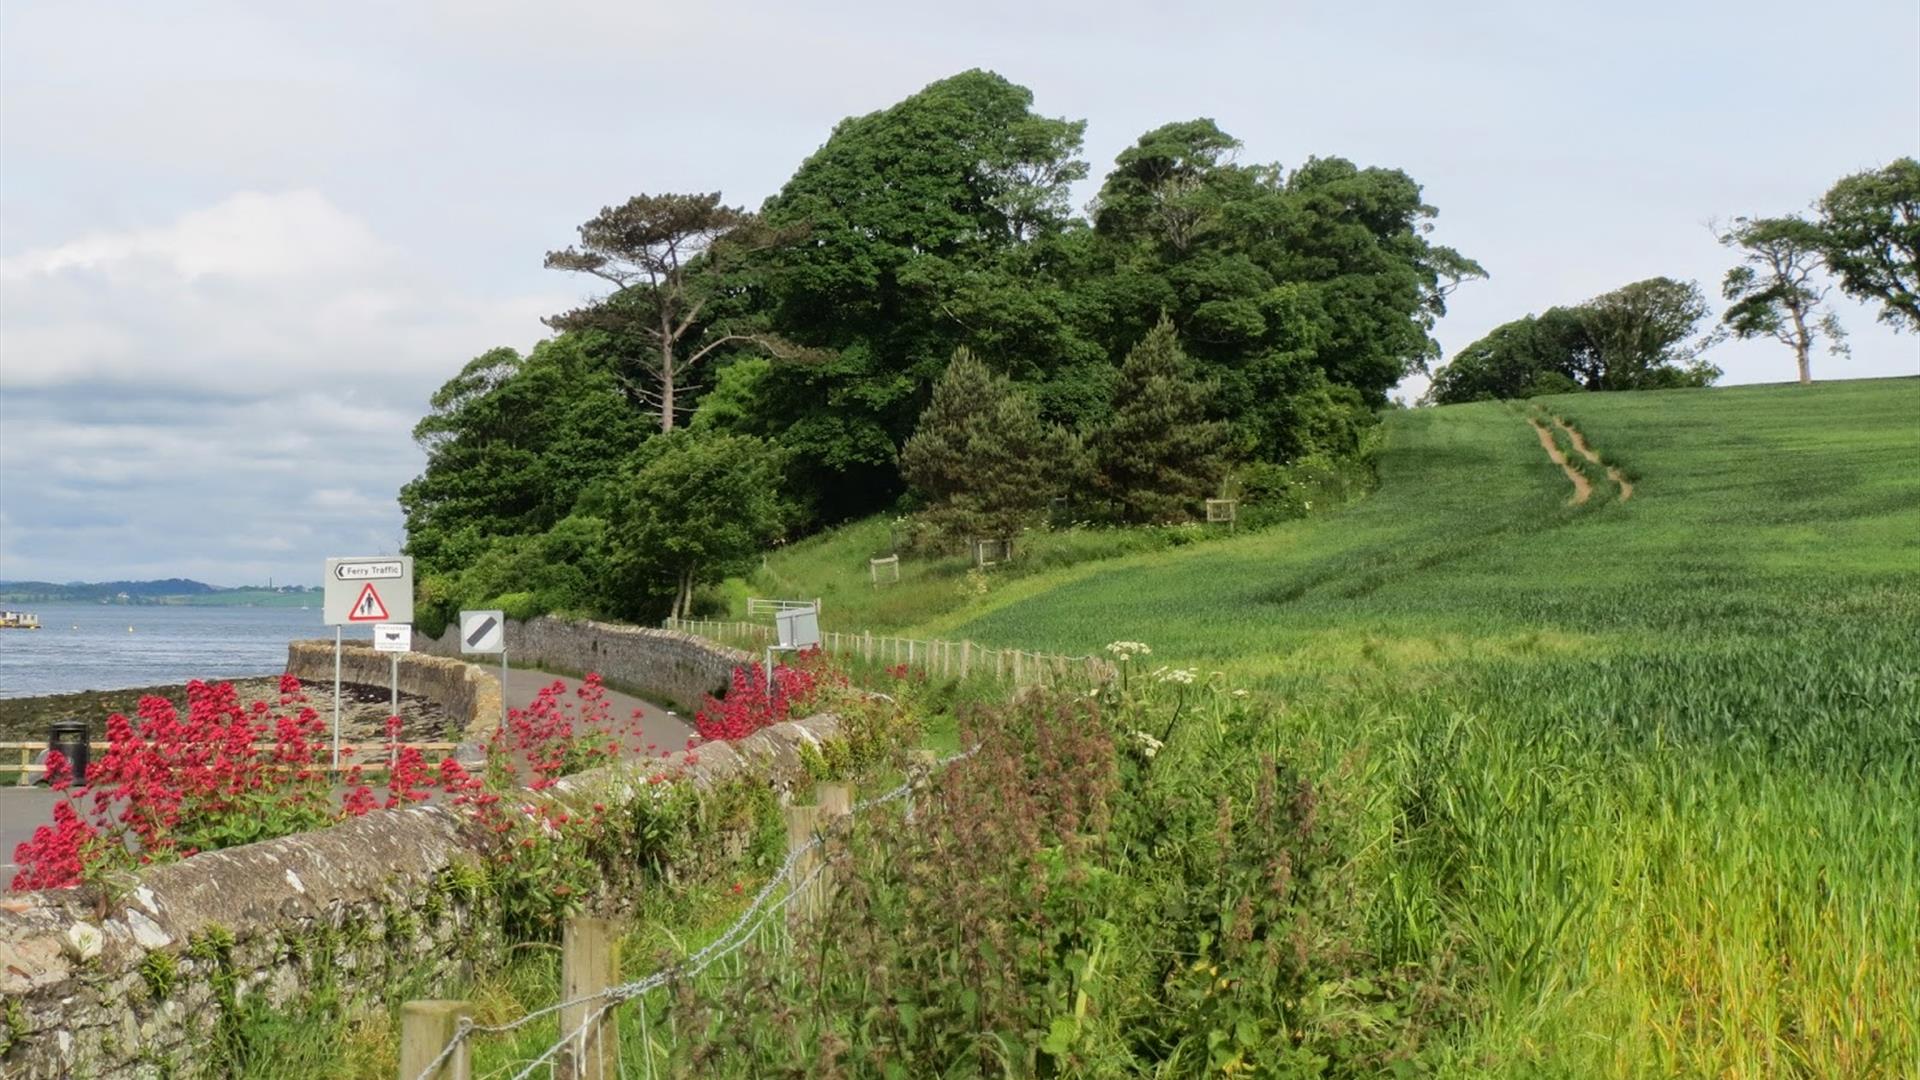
[{"left": 744, "top": 377, "right": 1920, "bottom": 1075}]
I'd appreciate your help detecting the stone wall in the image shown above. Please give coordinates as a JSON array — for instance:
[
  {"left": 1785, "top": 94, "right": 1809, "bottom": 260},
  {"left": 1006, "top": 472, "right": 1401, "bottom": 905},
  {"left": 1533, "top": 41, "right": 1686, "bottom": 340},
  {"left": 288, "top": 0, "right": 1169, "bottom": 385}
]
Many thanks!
[
  {"left": 0, "top": 711, "right": 842, "bottom": 1079},
  {"left": 284, "top": 639, "right": 503, "bottom": 742},
  {"left": 415, "top": 615, "right": 755, "bottom": 713}
]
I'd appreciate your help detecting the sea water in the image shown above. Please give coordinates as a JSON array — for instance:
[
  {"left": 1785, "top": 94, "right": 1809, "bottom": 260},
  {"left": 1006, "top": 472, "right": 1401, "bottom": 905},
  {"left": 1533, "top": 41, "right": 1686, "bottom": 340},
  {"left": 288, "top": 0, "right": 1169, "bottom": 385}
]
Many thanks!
[{"left": 0, "top": 602, "right": 373, "bottom": 698}]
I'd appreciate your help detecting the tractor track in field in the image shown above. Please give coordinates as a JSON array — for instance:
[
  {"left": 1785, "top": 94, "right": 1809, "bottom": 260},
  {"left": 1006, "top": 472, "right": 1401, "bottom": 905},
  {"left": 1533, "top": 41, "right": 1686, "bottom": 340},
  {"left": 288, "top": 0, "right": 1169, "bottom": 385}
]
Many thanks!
[
  {"left": 1527, "top": 417, "right": 1592, "bottom": 504},
  {"left": 1551, "top": 417, "right": 1634, "bottom": 500}
]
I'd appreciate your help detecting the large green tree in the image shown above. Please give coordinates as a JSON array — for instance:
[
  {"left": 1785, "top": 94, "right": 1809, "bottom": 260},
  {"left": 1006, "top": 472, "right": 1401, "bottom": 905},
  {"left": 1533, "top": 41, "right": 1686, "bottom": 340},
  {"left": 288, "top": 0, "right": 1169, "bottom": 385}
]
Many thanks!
[
  {"left": 1424, "top": 310, "right": 1589, "bottom": 404},
  {"left": 1580, "top": 277, "right": 1718, "bottom": 391},
  {"left": 1092, "top": 319, "right": 1231, "bottom": 522},
  {"left": 1081, "top": 121, "right": 1482, "bottom": 452},
  {"left": 1428, "top": 279, "right": 1718, "bottom": 405},
  {"left": 745, "top": 70, "right": 1097, "bottom": 520},
  {"left": 400, "top": 335, "right": 650, "bottom": 576},
  {"left": 598, "top": 431, "right": 792, "bottom": 621},
  {"left": 1815, "top": 157, "right": 1920, "bottom": 331},
  {"left": 545, "top": 193, "right": 806, "bottom": 431},
  {"left": 1718, "top": 216, "right": 1847, "bottom": 384},
  {"left": 897, "top": 348, "right": 1077, "bottom": 543}
]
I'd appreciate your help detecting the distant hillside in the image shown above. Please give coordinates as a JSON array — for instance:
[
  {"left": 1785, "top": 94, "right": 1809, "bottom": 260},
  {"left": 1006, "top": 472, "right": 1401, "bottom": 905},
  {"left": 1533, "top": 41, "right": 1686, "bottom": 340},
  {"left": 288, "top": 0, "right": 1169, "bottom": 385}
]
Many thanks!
[{"left": 0, "top": 579, "right": 320, "bottom": 605}]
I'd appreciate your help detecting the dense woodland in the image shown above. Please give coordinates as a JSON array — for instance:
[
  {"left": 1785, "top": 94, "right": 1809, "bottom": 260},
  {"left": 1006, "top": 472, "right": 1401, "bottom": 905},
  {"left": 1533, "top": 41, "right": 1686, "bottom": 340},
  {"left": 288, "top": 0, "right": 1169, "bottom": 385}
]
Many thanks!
[{"left": 398, "top": 71, "right": 1917, "bottom": 629}]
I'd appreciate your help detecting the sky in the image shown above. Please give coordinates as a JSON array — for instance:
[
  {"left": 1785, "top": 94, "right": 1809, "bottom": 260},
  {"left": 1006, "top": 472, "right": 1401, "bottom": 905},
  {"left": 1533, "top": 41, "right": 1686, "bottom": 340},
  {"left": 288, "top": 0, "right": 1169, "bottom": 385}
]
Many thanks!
[{"left": 1, "top": 1, "right": 1916, "bottom": 587}]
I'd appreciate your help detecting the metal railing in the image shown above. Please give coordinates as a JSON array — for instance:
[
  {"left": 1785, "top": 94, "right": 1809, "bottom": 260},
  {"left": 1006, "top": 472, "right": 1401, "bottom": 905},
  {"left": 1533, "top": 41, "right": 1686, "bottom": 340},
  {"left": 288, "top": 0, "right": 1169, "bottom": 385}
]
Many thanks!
[{"left": 744, "top": 597, "right": 822, "bottom": 618}]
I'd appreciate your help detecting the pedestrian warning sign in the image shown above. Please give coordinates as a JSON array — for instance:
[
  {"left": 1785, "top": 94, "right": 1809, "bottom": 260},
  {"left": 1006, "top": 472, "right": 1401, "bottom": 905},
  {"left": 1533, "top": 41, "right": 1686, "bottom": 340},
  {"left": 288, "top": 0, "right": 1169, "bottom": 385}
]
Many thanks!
[
  {"left": 348, "top": 582, "right": 389, "bottom": 622},
  {"left": 323, "top": 556, "right": 414, "bottom": 626}
]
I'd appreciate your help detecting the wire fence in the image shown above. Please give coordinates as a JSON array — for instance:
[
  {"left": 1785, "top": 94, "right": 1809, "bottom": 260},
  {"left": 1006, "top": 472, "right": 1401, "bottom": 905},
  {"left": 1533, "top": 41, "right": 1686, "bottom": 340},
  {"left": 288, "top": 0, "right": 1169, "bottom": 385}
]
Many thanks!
[
  {"left": 663, "top": 618, "right": 1116, "bottom": 688},
  {"left": 407, "top": 746, "right": 975, "bottom": 1080}
]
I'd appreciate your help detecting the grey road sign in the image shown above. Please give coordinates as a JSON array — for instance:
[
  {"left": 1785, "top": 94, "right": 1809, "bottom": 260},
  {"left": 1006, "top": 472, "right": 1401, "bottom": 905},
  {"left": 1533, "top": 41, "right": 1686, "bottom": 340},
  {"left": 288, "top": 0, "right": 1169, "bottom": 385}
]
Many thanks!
[
  {"left": 323, "top": 556, "right": 413, "bottom": 626},
  {"left": 776, "top": 605, "right": 820, "bottom": 650},
  {"left": 460, "top": 610, "right": 506, "bottom": 654}
]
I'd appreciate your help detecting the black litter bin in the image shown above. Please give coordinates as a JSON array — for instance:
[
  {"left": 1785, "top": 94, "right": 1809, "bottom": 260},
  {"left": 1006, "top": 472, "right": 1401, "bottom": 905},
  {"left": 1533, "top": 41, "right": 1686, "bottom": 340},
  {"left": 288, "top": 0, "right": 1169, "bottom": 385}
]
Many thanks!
[{"left": 49, "top": 720, "right": 89, "bottom": 784}]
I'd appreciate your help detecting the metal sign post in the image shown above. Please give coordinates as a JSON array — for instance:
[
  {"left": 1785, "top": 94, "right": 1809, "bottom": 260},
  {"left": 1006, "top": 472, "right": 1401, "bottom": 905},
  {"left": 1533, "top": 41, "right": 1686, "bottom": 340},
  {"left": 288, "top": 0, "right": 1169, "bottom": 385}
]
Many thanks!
[
  {"left": 322, "top": 556, "right": 415, "bottom": 769},
  {"left": 373, "top": 623, "right": 412, "bottom": 771},
  {"left": 332, "top": 626, "right": 342, "bottom": 769}
]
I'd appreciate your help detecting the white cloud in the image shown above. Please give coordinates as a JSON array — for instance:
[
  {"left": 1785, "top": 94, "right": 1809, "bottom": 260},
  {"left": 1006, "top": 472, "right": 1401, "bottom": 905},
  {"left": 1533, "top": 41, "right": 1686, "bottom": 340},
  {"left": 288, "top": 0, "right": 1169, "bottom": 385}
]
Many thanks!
[
  {"left": 0, "top": 189, "right": 564, "bottom": 395},
  {"left": 0, "top": 188, "right": 560, "bottom": 584},
  {"left": 0, "top": 190, "right": 385, "bottom": 283}
]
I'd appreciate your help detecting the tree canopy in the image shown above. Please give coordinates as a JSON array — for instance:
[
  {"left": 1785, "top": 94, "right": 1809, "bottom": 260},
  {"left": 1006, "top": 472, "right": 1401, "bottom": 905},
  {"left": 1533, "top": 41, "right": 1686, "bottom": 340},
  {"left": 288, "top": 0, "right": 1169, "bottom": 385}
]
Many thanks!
[
  {"left": 1718, "top": 215, "right": 1846, "bottom": 384},
  {"left": 1091, "top": 319, "right": 1230, "bottom": 522},
  {"left": 1426, "top": 278, "right": 1719, "bottom": 405},
  {"left": 598, "top": 431, "right": 792, "bottom": 621},
  {"left": 544, "top": 193, "right": 809, "bottom": 430},
  {"left": 1816, "top": 157, "right": 1920, "bottom": 332},
  {"left": 897, "top": 348, "right": 1076, "bottom": 542}
]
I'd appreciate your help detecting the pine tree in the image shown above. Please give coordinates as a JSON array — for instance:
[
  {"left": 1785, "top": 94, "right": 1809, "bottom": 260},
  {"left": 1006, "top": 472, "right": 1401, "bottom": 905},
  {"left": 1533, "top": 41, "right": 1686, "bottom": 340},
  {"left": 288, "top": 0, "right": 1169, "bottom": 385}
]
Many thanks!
[
  {"left": 1093, "top": 318, "right": 1230, "bottom": 522},
  {"left": 899, "top": 348, "right": 1075, "bottom": 544}
]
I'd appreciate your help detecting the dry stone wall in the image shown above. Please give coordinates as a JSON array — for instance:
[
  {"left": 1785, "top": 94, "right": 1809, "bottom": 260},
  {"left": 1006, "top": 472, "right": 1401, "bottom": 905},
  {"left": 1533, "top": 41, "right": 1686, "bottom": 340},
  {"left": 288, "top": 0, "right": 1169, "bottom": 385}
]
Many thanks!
[
  {"left": 284, "top": 639, "right": 503, "bottom": 742},
  {"left": 0, "top": 711, "right": 842, "bottom": 1079},
  {"left": 415, "top": 615, "right": 756, "bottom": 713}
]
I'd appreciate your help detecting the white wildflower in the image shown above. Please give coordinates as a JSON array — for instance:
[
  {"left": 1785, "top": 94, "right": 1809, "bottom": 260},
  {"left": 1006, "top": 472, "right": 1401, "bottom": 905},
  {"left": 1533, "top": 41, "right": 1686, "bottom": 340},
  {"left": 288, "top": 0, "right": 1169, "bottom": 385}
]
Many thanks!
[
  {"left": 1128, "top": 729, "right": 1164, "bottom": 759},
  {"left": 1232, "top": 688, "right": 1250, "bottom": 699},
  {"left": 1104, "top": 640, "right": 1153, "bottom": 663},
  {"left": 1156, "top": 667, "right": 1197, "bottom": 686}
]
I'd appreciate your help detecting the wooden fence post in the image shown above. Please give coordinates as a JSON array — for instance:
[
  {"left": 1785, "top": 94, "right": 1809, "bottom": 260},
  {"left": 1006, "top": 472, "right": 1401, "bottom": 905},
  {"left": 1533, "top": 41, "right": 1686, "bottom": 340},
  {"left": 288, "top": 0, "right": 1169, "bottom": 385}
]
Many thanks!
[
  {"left": 559, "top": 917, "right": 619, "bottom": 1080},
  {"left": 784, "top": 803, "right": 822, "bottom": 931},
  {"left": 815, "top": 781, "right": 852, "bottom": 910},
  {"left": 961, "top": 640, "right": 972, "bottom": 679},
  {"left": 398, "top": 999, "right": 472, "bottom": 1080}
]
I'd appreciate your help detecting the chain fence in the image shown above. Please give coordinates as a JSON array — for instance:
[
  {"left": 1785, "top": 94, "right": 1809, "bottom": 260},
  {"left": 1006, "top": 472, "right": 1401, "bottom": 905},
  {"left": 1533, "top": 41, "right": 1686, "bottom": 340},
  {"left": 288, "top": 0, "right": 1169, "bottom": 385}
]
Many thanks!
[{"left": 408, "top": 746, "right": 976, "bottom": 1080}]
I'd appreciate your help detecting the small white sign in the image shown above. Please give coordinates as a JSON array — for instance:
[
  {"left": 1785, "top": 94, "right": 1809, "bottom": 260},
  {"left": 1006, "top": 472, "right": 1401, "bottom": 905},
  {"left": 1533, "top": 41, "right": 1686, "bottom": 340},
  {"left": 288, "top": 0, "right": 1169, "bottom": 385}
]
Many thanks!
[
  {"left": 459, "top": 610, "right": 506, "bottom": 654},
  {"left": 372, "top": 623, "right": 412, "bottom": 653},
  {"left": 324, "top": 556, "right": 414, "bottom": 626},
  {"left": 776, "top": 605, "right": 820, "bottom": 650}
]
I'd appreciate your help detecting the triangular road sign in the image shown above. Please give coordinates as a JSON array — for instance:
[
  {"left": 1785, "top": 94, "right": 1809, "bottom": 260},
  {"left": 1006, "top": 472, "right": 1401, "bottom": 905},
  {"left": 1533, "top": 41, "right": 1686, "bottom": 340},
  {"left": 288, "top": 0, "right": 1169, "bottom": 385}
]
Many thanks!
[{"left": 348, "top": 582, "right": 390, "bottom": 622}]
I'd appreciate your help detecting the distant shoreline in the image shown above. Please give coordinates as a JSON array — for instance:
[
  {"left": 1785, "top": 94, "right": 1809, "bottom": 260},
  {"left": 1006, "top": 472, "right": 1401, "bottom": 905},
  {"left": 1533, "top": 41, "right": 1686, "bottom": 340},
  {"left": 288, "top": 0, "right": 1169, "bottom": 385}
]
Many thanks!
[{"left": 0, "top": 590, "right": 319, "bottom": 609}]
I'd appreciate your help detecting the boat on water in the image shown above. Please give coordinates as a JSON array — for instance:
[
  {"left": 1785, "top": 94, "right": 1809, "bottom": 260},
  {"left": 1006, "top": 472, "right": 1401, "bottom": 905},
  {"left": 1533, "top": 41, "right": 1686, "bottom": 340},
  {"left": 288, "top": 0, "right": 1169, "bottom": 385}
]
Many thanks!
[{"left": 1, "top": 609, "right": 41, "bottom": 630}]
